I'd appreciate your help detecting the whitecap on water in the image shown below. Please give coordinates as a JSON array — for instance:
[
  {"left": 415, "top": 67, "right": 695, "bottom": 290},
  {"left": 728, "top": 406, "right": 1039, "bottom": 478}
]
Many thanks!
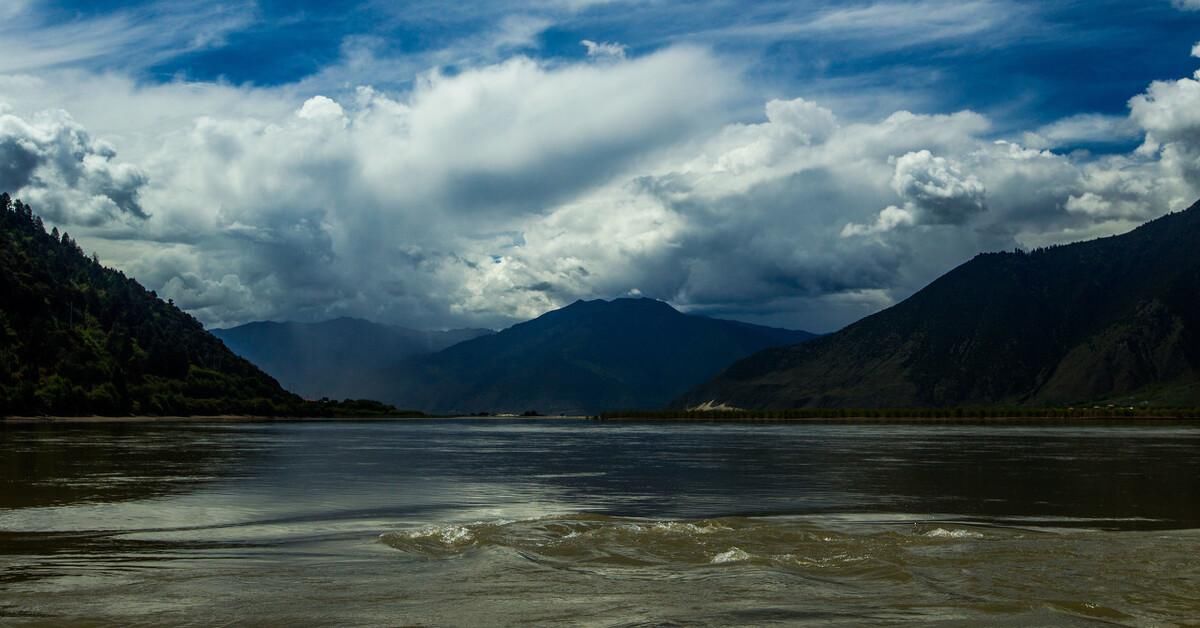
[
  {"left": 380, "top": 523, "right": 490, "bottom": 556},
  {"left": 923, "top": 527, "right": 984, "bottom": 539},
  {"left": 417, "top": 525, "right": 475, "bottom": 545},
  {"left": 710, "top": 547, "right": 752, "bottom": 564},
  {"left": 649, "top": 521, "right": 731, "bottom": 535}
]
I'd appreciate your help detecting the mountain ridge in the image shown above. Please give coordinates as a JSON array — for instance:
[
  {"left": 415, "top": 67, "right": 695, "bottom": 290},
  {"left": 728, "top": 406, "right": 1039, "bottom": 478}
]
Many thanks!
[
  {"left": 678, "top": 201, "right": 1200, "bottom": 409},
  {"left": 372, "top": 297, "right": 816, "bottom": 414},
  {"left": 0, "top": 194, "right": 297, "bottom": 416}
]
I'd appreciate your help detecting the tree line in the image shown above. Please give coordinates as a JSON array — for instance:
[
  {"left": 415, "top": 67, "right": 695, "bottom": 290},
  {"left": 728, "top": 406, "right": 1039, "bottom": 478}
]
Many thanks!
[{"left": 599, "top": 406, "right": 1200, "bottom": 421}]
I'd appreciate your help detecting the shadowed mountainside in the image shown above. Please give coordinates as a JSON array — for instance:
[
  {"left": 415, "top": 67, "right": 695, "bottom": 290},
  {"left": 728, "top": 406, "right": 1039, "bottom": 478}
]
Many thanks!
[
  {"left": 373, "top": 298, "right": 816, "bottom": 415},
  {"left": 679, "top": 200, "right": 1200, "bottom": 409},
  {"left": 0, "top": 194, "right": 414, "bottom": 418},
  {"left": 212, "top": 319, "right": 492, "bottom": 399},
  {"left": 0, "top": 194, "right": 298, "bottom": 416}
]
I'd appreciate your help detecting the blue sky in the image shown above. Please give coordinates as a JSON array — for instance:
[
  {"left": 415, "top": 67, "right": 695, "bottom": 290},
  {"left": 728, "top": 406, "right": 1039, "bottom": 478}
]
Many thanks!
[
  {"left": 2, "top": 0, "right": 1200, "bottom": 331},
  {"left": 28, "top": 1, "right": 1200, "bottom": 130}
]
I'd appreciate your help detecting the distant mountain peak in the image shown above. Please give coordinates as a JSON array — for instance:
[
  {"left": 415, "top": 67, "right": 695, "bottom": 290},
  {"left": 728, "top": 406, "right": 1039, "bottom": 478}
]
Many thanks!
[
  {"left": 549, "top": 297, "right": 684, "bottom": 321},
  {"left": 561, "top": 296, "right": 676, "bottom": 309},
  {"left": 373, "top": 298, "right": 816, "bottom": 414}
]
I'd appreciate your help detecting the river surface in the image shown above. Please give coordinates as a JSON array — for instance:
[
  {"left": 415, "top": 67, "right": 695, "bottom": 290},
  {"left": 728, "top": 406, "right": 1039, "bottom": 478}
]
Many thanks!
[{"left": 1, "top": 419, "right": 1199, "bottom": 626}]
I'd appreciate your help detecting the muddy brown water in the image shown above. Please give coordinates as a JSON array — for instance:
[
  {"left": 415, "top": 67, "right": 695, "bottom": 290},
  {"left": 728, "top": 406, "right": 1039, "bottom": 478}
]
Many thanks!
[{"left": 2, "top": 420, "right": 1198, "bottom": 626}]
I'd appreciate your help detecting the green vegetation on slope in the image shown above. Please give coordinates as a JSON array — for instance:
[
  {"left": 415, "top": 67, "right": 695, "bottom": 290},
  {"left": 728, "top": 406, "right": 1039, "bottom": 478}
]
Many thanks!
[
  {"left": 0, "top": 194, "right": 419, "bottom": 418},
  {"left": 680, "top": 200, "right": 1200, "bottom": 409}
]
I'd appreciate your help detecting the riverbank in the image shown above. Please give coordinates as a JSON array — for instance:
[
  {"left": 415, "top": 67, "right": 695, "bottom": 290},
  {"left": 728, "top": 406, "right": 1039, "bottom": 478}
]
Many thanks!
[
  {"left": 598, "top": 406, "right": 1200, "bottom": 422},
  {"left": 8, "top": 415, "right": 1196, "bottom": 425},
  {"left": 597, "top": 414, "right": 1198, "bottom": 424},
  {"left": 1, "top": 414, "right": 593, "bottom": 424}
]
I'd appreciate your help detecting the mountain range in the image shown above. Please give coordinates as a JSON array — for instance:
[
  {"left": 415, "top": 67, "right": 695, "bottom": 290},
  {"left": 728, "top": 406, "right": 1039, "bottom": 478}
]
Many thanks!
[
  {"left": 9, "top": 186, "right": 1200, "bottom": 417},
  {"left": 367, "top": 298, "right": 815, "bottom": 414},
  {"left": 212, "top": 319, "right": 492, "bottom": 399},
  {"left": 680, "top": 200, "right": 1200, "bottom": 409}
]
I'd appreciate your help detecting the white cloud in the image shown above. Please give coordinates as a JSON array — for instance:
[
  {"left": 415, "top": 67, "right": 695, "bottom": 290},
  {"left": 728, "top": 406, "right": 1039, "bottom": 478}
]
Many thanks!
[
  {"left": 1021, "top": 113, "right": 1141, "bottom": 149},
  {"left": 4, "top": 24, "right": 1200, "bottom": 333},
  {"left": 296, "top": 96, "right": 347, "bottom": 123},
  {"left": 841, "top": 205, "right": 917, "bottom": 237},
  {"left": 3, "top": 46, "right": 741, "bottom": 328},
  {"left": 0, "top": 108, "right": 148, "bottom": 225},
  {"left": 1174, "top": 0, "right": 1200, "bottom": 11},
  {"left": 581, "top": 39, "right": 627, "bottom": 59},
  {"left": 890, "top": 150, "right": 987, "bottom": 223},
  {"left": 843, "top": 149, "right": 987, "bottom": 236},
  {"left": 1129, "top": 67, "right": 1200, "bottom": 188}
]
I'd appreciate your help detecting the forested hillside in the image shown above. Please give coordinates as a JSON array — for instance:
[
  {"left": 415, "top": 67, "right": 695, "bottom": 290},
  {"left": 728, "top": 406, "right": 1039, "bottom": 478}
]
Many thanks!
[
  {"left": 680, "top": 201, "right": 1200, "bottom": 409},
  {"left": 0, "top": 194, "right": 408, "bottom": 417}
]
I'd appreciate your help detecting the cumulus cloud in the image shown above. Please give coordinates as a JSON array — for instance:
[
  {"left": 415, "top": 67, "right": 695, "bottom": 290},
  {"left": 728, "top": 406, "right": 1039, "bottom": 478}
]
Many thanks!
[
  {"left": 890, "top": 150, "right": 987, "bottom": 223},
  {"left": 296, "top": 96, "right": 347, "bottom": 123},
  {"left": 842, "top": 148, "right": 986, "bottom": 237},
  {"left": 3, "top": 46, "right": 741, "bottom": 328},
  {"left": 5, "top": 30, "right": 1200, "bottom": 333},
  {"left": 1129, "top": 66, "right": 1200, "bottom": 188},
  {"left": 0, "top": 108, "right": 148, "bottom": 225},
  {"left": 841, "top": 205, "right": 917, "bottom": 237}
]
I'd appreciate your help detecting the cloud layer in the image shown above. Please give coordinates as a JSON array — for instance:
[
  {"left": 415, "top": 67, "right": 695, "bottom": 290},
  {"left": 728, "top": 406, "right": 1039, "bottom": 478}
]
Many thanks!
[
  {"left": 0, "top": 107, "right": 148, "bottom": 225},
  {"left": 2, "top": 2, "right": 1200, "bottom": 333}
]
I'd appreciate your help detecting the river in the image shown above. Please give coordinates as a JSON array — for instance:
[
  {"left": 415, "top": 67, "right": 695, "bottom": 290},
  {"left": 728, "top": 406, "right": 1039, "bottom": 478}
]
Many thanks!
[{"left": 2, "top": 419, "right": 1198, "bottom": 626}]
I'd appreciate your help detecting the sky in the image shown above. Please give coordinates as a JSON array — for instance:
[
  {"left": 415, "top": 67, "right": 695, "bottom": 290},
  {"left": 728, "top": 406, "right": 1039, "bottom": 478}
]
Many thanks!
[{"left": 2, "top": 0, "right": 1200, "bottom": 332}]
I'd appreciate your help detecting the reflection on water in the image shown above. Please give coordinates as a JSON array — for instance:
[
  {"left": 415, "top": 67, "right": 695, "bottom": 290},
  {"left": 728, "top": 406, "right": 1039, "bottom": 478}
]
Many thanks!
[
  {"left": 2, "top": 420, "right": 1199, "bottom": 626},
  {"left": 0, "top": 424, "right": 256, "bottom": 509}
]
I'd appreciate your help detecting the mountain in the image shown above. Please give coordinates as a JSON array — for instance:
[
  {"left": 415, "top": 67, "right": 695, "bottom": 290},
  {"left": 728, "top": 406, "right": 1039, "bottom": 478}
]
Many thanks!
[
  {"left": 211, "top": 319, "right": 492, "bottom": 399},
  {"left": 680, "top": 201, "right": 1200, "bottom": 409},
  {"left": 373, "top": 298, "right": 816, "bottom": 415},
  {"left": 0, "top": 194, "right": 411, "bottom": 418},
  {"left": 0, "top": 194, "right": 295, "bottom": 416}
]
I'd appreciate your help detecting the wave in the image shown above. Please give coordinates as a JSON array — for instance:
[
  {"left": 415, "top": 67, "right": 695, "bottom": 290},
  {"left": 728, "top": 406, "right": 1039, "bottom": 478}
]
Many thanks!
[{"left": 379, "top": 514, "right": 1002, "bottom": 574}]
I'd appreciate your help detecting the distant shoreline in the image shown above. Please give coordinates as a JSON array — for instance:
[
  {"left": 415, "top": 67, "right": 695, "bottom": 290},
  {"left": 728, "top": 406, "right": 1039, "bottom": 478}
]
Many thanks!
[
  {"left": 597, "top": 415, "right": 1199, "bottom": 424},
  {"left": 0, "top": 414, "right": 593, "bottom": 424},
  {"left": 5, "top": 414, "right": 1196, "bottom": 426}
]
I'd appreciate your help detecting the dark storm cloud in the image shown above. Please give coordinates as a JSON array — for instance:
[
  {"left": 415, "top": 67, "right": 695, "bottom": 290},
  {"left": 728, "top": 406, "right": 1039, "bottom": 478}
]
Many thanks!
[{"left": 0, "top": 134, "right": 41, "bottom": 192}]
